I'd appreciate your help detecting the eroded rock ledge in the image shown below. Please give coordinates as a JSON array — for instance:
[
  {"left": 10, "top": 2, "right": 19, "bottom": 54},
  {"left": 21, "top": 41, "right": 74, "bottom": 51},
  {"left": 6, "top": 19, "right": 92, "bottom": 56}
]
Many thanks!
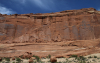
[{"left": 0, "top": 8, "right": 100, "bottom": 43}]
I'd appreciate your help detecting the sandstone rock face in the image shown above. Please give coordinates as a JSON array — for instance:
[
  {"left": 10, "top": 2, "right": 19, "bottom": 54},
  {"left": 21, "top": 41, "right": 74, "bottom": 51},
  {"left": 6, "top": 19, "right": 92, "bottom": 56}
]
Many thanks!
[{"left": 0, "top": 8, "right": 100, "bottom": 43}]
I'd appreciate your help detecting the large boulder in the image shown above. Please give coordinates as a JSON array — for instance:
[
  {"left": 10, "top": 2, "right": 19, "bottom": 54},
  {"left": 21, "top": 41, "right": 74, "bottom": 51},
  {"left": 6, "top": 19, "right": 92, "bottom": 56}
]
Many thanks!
[
  {"left": 30, "top": 57, "right": 36, "bottom": 60},
  {"left": 29, "top": 58, "right": 33, "bottom": 63},
  {"left": 20, "top": 52, "right": 32, "bottom": 59},
  {"left": 0, "top": 58, "right": 2, "bottom": 61},
  {"left": 12, "top": 57, "right": 15, "bottom": 60},
  {"left": 50, "top": 56, "right": 57, "bottom": 63}
]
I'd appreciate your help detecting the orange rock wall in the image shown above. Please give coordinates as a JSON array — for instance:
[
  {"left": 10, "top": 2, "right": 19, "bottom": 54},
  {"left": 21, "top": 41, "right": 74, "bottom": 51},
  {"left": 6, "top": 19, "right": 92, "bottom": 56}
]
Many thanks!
[{"left": 0, "top": 8, "right": 100, "bottom": 43}]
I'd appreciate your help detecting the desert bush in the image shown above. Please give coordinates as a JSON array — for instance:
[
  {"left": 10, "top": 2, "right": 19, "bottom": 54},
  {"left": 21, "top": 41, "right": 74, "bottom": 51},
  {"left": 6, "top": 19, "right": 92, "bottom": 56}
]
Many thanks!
[
  {"left": 79, "top": 56, "right": 86, "bottom": 60},
  {"left": 88, "top": 56, "right": 92, "bottom": 58},
  {"left": 20, "top": 55, "right": 23, "bottom": 58},
  {"left": 79, "top": 60, "right": 86, "bottom": 63},
  {"left": 33, "top": 55, "right": 40, "bottom": 62},
  {"left": 94, "top": 56, "right": 97, "bottom": 58},
  {"left": 87, "top": 62, "right": 90, "bottom": 63},
  {"left": 5, "top": 57, "right": 10, "bottom": 61},
  {"left": 33, "top": 61, "right": 37, "bottom": 63},
  {"left": 56, "top": 62, "right": 62, "bottom": 63},
  {"left": 47, "top": 54, "right": 51, "bottom": 58},
  {"left": 16, "top": 58, "right": 21, "bottom": 62},
  {"left": 75, "top": 57, "right": 80, "bottom": 60},
  {"left": 71, "top": 55, "right": 78, "bottom": 58}
]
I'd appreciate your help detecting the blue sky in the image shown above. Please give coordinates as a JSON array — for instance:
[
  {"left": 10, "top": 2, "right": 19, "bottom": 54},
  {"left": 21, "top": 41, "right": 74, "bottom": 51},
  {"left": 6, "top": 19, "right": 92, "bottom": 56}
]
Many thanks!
[{"left": 0, "top": 0, "right": 100, "bottom": 15}]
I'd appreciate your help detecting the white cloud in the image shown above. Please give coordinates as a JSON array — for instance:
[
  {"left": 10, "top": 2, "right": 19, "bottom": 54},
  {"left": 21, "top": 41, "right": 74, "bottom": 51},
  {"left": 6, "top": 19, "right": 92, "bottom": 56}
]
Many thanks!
[{"left": 0, "top": 6, "right": 15, "bottom": 15}]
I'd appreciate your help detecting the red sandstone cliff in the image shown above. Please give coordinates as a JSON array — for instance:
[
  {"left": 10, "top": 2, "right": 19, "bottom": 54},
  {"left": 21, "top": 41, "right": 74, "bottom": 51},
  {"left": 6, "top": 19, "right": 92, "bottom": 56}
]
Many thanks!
[{"left": 0, "top": 8, "right": 100, "bottom": 43}]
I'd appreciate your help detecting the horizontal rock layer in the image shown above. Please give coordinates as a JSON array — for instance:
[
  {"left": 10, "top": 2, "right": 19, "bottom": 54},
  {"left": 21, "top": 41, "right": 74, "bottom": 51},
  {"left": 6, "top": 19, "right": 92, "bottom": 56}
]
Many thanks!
[{"left": 0, "top": 8, "right": 100, "bottom": 43}]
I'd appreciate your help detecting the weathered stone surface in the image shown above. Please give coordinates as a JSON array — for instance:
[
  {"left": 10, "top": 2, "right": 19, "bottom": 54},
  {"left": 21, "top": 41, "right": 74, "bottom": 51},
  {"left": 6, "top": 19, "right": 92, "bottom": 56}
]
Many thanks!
[
  {"left": 29, "top": 58, "right": 33, "bottom": 63},
  {"left": 12, "top": 57, "right": 15, "bottom": 60},
  {"left": 0, "top": 8, "right": 100, "bottom": 43},
  {"left": 50, "top": 56, "right": 57, "bottom": 63},
  {"left": 30, "top": 57, "right": 36, "bottom": 60},
  {"left": 21, "top": 52, "right": 32, "bottom": 59}
]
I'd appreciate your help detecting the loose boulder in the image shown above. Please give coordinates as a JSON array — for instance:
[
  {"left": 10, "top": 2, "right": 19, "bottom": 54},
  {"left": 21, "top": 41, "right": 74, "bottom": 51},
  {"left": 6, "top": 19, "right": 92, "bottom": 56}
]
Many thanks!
[
  {"left": 21, "top": 52, "right": 32, "bottom": 59},
  {"left": 31, "top": 57, "right": 36, "bottom": 60},
  {"left": 50, "top": 56, "right": 57, "bottom": 63},
  {"left": 0, "top": 58, "right": 2, "bottom": 61},
  {"left": 12, "top": 57, "right": 15, "bottom": 60},
  {"left": 29, "top": 58, "right": 33, "bottom": 63}
]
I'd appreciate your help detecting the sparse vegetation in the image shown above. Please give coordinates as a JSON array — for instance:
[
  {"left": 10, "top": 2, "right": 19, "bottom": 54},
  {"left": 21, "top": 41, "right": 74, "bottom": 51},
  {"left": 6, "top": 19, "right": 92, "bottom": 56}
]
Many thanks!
[
  {"left": 16, "top": 57, "right": 21, "bottom": 62},
  {"left": 88, "top": 56, "right": 92, "bottom": 58},
  {"left": 33, "top": 55, "right": 40, "bottom": 62},
  {"left": 5, "top": 57, "right": 10, "bottom": 61},
  {"left": 94, "top": 56, "right": 97, "bottom": 58},
  {"left": 70, "top": 55, "right": 78, "bottom": 58},
  {"left": 0, "top": 54, "right": 100, "bottom": 63},
  {"left": 47, "top": 54, "right": 51, "bottom": 58},
  {"left": 79, "top": 60, "right": 86, "bottom": 63},
  {"left": 79, "top": 56, "right": 86, "bottom": 60},
  {"left": 20, "top": 55, "right": 23, "bottom": 58}
]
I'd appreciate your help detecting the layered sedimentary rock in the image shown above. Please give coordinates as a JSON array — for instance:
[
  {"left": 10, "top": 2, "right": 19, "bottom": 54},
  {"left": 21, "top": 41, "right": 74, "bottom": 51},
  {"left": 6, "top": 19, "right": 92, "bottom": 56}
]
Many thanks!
[{"left": 0, "top": 8, "right": 100, "bottom": 43}]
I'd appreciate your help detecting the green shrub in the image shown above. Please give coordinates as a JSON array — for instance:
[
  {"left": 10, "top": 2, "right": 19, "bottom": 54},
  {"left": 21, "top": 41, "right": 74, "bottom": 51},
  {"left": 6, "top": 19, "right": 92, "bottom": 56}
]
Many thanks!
[
  {"left": 87, "top": 62, "right": 90, "bottom": 63},
  {"left": 79, "top": 60, "right": 86, "bottom": 63},
  {"left": 33, "top": 61, "right": 36, "bottom": 63},
  {"left": 16, "top": 58, "right": 21, "bottom": 62},
  {"left": 94, "top": 56, "right": 97, "bottom": 58},
  {"left": 5, "top": 57, "right": 10, "bottom": 61},
  {"left": 75, "top": 57, "right": 80, "bottom": 60},
  {"left": 79, "top": 56, "right": 86, "bottom": 60},
  {"left": 47, "top": 54, "right": 51, "bottom": 58},
  {"left": 88, "top": 56, "right": 92, "bottom": 58},
  {"left": 33, "top": 55, "right": 40, "bottom": 62},
  {"left": 20, "top": 55, "right": 23, "bottom": 58},
  {"left": 82, "top": 60, "right": 86, "bottom": 63},
  {"left": 71, "top": 55, "right": 78, "bottom": 58}
]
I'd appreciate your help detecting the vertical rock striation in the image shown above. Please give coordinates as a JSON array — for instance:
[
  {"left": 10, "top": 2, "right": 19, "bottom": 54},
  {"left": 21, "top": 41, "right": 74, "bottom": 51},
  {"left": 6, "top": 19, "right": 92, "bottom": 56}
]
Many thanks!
[{"left": 0, "top": 8, "right": 100, "bottom": 43}]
